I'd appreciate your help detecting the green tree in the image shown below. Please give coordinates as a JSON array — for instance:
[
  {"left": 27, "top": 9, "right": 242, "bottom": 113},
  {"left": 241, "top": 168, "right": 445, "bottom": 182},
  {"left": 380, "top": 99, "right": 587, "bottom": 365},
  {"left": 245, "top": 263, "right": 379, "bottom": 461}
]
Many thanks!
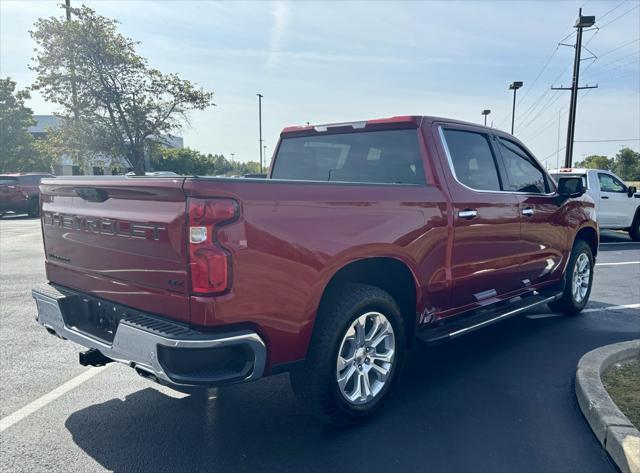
[
  {"left": 149, "top": 147, "right": 216, "bottom": 175},
  {"left": 0, "top": 78, "right": 51, "bottom": 172},
  {"left": 30, "top": 5, "right": 214, "bottom": 175},
  {"left": 574, "top": 154, "right": 614, "bottom": 171},
  {"left": 612, "top": 147, "right": 640, "bottom": 181},
  {"left": 148, "top": 145, "right": 262, "bottom": 176}
]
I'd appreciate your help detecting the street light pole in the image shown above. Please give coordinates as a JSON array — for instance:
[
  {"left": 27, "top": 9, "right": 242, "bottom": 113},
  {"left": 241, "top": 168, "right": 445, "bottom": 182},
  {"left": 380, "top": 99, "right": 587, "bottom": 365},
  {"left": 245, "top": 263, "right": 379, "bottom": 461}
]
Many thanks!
[
  {"left": 263, "top": 145, "right": 268, "bottom": 172},
  {"left": 481, "top": 109, "right": 491, "bottom": 126},
  {"left": 257, "top": 93, "right": 264, "bottom": 173},
  {"left": 509, "top": 81, "right": 523, "bottom": 134}
]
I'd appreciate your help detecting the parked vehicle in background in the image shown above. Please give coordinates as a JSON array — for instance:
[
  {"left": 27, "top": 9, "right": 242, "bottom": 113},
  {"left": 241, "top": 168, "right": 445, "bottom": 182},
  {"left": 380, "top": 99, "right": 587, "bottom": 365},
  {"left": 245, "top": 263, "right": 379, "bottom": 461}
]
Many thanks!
[
  {"left": 0, "top": 173, "right": 54, "bottom": 218},
  {"left": 125, "top": 171, "right": 179, "bottom": 177},
  {"left": 32, "top": 116, "right": 598, "bottom": 425},
  {"left": 550, "top": 168, "right": 640, "bottom": 241}
]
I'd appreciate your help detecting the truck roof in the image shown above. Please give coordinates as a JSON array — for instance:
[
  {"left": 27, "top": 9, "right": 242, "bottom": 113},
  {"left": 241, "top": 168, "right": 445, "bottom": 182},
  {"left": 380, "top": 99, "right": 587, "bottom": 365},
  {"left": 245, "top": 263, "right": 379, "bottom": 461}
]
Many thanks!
[{"left": 280, "top": 115, "right": 502, "bottom": 136}]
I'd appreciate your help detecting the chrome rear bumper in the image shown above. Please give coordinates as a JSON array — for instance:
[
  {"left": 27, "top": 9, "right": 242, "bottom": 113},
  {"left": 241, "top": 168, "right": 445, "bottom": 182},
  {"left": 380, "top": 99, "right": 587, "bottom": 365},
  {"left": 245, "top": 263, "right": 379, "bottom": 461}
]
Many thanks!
[{"left": 32, "top": 284, "right": 266, "bottom": 388}]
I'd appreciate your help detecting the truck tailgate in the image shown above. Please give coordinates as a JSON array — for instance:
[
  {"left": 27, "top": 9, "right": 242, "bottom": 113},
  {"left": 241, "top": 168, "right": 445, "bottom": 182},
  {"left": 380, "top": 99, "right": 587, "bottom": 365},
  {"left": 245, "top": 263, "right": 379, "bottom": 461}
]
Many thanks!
[{"left": 40, "top": 177, "right": 190, "bottom": 323}]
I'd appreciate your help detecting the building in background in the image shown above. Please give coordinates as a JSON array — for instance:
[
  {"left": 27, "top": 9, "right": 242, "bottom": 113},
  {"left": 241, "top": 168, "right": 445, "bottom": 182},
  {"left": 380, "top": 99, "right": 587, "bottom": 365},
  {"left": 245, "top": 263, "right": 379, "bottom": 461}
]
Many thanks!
[{"left": 28, "top": 115, "right": 183, "bottom": 176}]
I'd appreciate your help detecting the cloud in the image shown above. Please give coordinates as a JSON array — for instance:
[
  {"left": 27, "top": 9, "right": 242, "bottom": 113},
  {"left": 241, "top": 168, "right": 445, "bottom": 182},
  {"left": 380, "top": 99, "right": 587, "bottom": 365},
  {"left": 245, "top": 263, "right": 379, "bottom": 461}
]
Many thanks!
[{"left": 265, "top": 1, "right": 290, "bottom": 70}]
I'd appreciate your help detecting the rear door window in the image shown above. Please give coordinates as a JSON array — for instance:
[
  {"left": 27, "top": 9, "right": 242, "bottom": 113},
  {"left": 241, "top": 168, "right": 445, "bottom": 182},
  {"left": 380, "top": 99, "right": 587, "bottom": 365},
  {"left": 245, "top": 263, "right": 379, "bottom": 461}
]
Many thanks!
[
  {"left": 441, "top": 129, "right": 502, "bottom": 191},
  {"left": 271, "top": 129, "right": 426, "bottom": 185},
  {"left": 498, "top": 138, "right": 548, "bottom": 194}
]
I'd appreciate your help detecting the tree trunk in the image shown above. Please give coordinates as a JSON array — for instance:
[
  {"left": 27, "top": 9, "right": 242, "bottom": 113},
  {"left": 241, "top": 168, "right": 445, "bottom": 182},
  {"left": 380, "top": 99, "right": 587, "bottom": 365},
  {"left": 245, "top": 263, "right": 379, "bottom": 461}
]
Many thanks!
[{"left": 131, "top": 148, "right": 145, "bottom": 175}]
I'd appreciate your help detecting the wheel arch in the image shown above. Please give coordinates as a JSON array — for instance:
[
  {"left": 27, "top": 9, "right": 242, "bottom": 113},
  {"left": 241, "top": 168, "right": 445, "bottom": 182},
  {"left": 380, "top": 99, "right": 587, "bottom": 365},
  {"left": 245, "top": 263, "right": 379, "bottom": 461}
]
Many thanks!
[
  {"left": 311, "top": 257, "right": 421, "bottom": 347},
  {"left": 575, "top": 225, "right": 598, "bottom": 258}
]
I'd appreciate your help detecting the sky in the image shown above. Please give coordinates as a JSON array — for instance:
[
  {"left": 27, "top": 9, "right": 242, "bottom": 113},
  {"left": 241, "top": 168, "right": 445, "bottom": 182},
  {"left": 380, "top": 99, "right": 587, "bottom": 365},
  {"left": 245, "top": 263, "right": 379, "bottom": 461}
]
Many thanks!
[{"left": 1, "top": 0, "right": 639, "bottom": 168}]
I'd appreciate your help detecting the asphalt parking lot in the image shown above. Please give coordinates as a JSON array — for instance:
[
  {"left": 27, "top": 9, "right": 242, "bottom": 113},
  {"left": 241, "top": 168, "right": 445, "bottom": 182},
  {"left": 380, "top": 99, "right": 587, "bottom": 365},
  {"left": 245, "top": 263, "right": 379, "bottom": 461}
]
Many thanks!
[{"left": 1, "top": 215, "right": 638, "bottom": 473}]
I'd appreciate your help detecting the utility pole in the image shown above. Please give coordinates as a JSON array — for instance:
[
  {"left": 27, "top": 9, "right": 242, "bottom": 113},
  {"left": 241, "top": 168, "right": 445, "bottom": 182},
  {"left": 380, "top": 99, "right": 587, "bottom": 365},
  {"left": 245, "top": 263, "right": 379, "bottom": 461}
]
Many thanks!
[
  {"left": 481, "top": 109, "right": 491, "bottom": 126},
  {"left": 551, "top": 8, "right": 597, "bottom": 168},
  {"left": 257, "top": 93, "right": 264, "bottom": 173},
  {"left": 509, "top": 81, "right": 523, "bottom": 134}
]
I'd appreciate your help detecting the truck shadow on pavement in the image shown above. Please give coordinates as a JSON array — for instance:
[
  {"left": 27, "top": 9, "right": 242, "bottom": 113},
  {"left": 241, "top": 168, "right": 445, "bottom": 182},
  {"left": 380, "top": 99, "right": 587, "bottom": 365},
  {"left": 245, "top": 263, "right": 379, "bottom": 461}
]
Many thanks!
[{"left": 64, "top": 304, "right": 638, "bottom": 473}]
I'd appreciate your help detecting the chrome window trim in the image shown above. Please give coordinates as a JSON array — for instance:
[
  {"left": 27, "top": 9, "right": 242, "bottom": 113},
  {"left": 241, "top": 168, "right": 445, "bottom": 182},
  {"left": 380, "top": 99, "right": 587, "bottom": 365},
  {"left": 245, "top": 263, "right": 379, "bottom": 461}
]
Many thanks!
[{"left": 438, "top": 126, "right": 556, "bottom": 197}]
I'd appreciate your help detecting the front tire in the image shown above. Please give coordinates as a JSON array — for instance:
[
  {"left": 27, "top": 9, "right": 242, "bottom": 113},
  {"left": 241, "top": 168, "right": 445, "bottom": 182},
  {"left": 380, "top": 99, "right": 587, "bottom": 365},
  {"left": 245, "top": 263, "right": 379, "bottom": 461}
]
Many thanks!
[
  {"left": 290, "top": 283, "right": 406, "bottom": 426},
  {"left": 629, "top": 213, "right": 640, "bottom": 242},
  {"left": 548, "top": 239, "right": 594, "bottom": 315}
]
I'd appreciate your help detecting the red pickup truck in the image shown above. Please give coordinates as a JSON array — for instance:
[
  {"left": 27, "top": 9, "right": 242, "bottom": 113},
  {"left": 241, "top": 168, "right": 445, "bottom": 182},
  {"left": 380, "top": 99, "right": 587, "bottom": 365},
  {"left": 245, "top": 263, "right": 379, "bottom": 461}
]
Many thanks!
[{"left": 33, "top": 116, "right": 597, "bottom": 425}]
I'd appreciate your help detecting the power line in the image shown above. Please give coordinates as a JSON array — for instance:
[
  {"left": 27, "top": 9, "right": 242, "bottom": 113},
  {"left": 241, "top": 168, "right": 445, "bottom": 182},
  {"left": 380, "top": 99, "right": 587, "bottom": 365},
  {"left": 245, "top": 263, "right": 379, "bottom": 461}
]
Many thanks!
[
  {"left": 514, "top": 63, "right": 573, "bottom": 132},
  {"left": 583, "top": 57, "right": 640, "bottom": 80},
  {"left": 541, "top": 147, "right": 566, "bottom": 163},
  {"left": 598, "top": 2, "right": 639, "bottom": 30},
  {"left": 515, "top": 46, "right": 561, "bottom": 108},
  {"left": 588, "top": 50, "right": 639, "bottom": 71},
  {"left": 597, "top": 0, "right": 628, "bottom": 22},
  {"left": 518, "top": 90, "right": 565, "bottom": 135},
  {"left": 527, "top": 88, "right": 594, "bottom": 155},
  {"left": 598, "top": 37, "right": 640, "bottom": 59},
  {"left": 574, "top": 138, "right": 640, "bottom": 142}
]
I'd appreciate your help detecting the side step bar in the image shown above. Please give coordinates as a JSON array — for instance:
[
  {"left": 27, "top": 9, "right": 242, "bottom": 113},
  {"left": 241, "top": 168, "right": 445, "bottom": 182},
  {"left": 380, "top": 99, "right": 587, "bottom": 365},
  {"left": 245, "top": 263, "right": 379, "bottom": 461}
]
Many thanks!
[{"left": 416, "top": 293, "right": 559, "bottom": 344}]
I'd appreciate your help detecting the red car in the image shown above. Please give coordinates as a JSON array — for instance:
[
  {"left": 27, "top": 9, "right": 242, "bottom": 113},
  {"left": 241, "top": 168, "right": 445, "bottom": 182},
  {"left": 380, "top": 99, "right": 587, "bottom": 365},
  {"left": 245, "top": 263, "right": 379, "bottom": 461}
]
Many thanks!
[
  {"left": 0, "top": 173, "right": 54, "bottom": 218},
  {"left": 32, "top": 116, "right": 597, "bottom": 425}
]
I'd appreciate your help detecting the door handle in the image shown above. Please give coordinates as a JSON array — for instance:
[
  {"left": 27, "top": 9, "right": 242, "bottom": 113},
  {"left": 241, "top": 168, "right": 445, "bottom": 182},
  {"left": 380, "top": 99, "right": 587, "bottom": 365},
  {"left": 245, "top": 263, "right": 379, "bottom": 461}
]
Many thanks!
[
  {"left": 601, "top": 196, "right": 609, "bottom": 199},
  {"left": 522, "top": 207, "right": 534, "bottom": 217},
  {"left": 458, "top": 209, "right": 478, "bottom": 219}
]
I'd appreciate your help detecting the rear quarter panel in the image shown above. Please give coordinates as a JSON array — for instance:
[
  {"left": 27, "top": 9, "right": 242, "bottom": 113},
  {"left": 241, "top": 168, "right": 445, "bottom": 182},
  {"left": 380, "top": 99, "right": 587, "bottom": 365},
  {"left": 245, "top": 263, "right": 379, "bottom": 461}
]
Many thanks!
[{"left": 184, "top": 178, "right": 449, "bottom": 366}]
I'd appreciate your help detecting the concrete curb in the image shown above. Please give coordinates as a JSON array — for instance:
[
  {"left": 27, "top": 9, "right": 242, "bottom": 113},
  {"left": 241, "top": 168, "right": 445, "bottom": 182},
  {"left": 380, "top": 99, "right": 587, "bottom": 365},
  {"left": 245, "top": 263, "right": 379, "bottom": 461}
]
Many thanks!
[{"left": 575, "top": 340, "right": 640, "bottom": 473}]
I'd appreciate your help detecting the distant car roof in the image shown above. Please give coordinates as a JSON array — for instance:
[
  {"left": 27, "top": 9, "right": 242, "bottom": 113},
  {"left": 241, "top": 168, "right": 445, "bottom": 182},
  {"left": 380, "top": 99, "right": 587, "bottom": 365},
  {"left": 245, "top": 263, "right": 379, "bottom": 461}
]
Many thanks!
[
  {"left": 0, "top": 172, "right": 54, "bottom": 177},
  {"left": 549, "top": 168, "right": 590, "bottom": 174}
]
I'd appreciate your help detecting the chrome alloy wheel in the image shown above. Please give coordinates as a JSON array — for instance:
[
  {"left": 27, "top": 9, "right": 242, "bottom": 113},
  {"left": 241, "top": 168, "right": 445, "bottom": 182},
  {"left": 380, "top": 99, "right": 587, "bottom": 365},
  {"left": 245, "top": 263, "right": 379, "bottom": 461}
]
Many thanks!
[
  {"left": 336, "top": 312, "right": 395, "bottom": 405},
  {"left": 572, "top": 253, "right": 591, "bottom": 303}
]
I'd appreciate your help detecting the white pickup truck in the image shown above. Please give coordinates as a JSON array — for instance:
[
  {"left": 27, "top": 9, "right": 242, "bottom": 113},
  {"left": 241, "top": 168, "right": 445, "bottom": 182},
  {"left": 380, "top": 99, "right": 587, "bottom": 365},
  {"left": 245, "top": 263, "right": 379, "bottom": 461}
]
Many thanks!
[{"left": 550, "top": 168, "right": 640, "bottom": 241}]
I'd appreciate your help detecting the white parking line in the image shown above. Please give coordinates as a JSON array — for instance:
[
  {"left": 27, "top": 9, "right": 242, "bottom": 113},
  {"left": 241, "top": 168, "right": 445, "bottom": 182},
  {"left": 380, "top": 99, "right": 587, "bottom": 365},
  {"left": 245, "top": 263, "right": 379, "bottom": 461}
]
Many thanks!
[
  {"left": 526, "top": 303, "right": 640, "bottom": 319},
  {"left": 596, "top": 261, "right": 640, "bottom": 266},
  {"left": 0, "top": 366, "right": 107, "bottom": 433}
]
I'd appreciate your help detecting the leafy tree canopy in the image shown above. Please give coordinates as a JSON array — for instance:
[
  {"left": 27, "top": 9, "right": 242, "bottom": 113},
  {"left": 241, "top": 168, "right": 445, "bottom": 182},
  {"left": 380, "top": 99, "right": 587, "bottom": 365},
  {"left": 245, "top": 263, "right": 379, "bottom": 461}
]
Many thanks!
[
  {"left": 574, "top": 154, "right": 614, "bottom": 171},
  {"left": 30, "top": 5, "right": 214, "bottom": 174},
  {"left": 574, "top": 148, "right": 639, "bottom": 181},
  {"left": 149, "top": 145, "right": 261, "bottom": 176},
  {"left": 0, "top": 77, "right": 52, "bottom": 172}
]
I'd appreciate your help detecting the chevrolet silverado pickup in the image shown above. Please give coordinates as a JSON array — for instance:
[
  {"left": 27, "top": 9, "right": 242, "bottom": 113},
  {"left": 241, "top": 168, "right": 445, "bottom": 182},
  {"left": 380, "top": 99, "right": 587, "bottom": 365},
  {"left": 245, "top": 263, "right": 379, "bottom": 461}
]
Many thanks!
[{"left": 33, "top": 116, "right": 598, "bottom": 425}]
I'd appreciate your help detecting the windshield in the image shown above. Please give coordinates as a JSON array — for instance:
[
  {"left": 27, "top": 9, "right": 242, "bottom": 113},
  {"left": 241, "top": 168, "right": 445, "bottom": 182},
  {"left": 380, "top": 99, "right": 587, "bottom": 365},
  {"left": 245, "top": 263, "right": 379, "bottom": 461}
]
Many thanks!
[{"left": 0, "top": 177, "right": 18, "bottom": 186}]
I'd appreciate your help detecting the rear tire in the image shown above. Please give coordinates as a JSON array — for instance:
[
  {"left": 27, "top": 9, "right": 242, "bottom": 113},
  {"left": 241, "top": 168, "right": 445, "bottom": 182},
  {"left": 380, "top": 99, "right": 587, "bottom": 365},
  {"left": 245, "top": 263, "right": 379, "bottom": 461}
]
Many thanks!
[
  {"left": 290, "top": 283, "right": 406, "bottom": 426},
  {"left": 27, "top": 198, "right": 39, "bottom": 218},
  {"left": 547, "top": 239, "right": 594, "bottom": 315}
]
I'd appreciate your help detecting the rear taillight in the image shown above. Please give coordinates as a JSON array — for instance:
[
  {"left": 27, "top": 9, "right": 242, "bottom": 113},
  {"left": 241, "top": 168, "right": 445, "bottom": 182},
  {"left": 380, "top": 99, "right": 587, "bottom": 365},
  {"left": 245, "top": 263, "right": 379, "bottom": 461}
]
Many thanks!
[{"left": 187, "top": 198, "right": 238, "bottom": 296}]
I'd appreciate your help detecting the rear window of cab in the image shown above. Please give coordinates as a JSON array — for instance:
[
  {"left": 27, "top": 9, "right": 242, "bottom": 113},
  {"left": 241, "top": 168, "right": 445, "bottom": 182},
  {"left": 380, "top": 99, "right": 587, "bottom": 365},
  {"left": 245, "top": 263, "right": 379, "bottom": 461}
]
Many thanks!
[{"left": 271, "top": 129, "right": 426, "bottom": 185}]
